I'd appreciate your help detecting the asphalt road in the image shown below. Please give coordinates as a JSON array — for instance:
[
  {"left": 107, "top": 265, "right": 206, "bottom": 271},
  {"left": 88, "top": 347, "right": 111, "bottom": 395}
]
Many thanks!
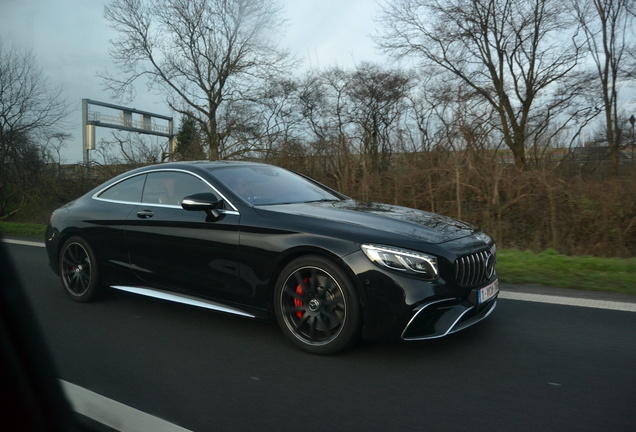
[{"left": 6, "top": 242, "right": 636, "bottom": 432}]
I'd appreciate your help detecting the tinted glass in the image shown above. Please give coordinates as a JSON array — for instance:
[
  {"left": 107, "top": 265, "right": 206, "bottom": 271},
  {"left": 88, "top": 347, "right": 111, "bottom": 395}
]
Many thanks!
[
  {"left": 97, "top": 174, "right": 146, "bottom": 203},
  {"left": 142, "top": 171, "right": 212, "bottom": 206},
  {"left": 210, "top": 166, "right": 341, "bottom": 205}
]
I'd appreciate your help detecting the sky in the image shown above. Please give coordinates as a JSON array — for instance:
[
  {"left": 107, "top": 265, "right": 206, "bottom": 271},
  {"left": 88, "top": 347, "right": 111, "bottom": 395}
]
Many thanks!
[{"left": 0, "top": 0, "right": 386, "bottom": 163}]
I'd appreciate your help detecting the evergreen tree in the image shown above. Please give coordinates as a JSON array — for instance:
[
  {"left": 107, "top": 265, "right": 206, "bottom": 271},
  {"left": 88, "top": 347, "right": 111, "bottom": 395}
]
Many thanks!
[{"left": 174, "top": 116, "right": 206, "bottom": 160}]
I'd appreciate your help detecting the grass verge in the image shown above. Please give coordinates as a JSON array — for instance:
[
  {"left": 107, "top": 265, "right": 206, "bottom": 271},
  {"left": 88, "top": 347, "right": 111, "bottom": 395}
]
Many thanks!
[
  {"left": 0, "top": 221, "right": 46, "bottom": 240},
  {"left": 496, "top": 249, "right": 636, "bottom": 295},
  {"left": 1, "top": 222, "right": 634, "bottom": 295}
]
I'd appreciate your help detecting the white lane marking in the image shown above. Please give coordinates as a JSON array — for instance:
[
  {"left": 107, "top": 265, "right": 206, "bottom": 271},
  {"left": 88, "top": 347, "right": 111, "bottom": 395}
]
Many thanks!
[
  {"left": 2, "top": 238, "right": 46, "bottom": 247},
  {"left": 499, "top": 291, "right": 636, "bottom": 313},
  {"left": 61, "top": 380, "right": 193, "bottom": 432}
]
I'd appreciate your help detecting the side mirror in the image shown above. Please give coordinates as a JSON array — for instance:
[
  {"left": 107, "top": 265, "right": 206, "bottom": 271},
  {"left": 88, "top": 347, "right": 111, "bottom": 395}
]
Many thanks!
[{"left": 181, "top": 193, "right": 221, "bottom": 220}]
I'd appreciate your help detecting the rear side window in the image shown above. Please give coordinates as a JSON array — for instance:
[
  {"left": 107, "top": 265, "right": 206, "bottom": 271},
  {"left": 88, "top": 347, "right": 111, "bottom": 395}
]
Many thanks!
[{"left": 97, "top": 175, "right": 146, "bottom": 203}]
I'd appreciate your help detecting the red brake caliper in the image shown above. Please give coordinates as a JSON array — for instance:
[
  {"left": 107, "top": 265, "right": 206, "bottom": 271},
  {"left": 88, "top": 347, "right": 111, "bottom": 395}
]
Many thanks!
[{"left": 294, "top": 278, "right": 309, "bottom": 318}]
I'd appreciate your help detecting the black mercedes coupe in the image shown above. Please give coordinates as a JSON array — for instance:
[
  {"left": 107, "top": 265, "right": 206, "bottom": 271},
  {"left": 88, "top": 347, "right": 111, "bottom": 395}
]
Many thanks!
[{"left": 45, "top": 161, "right": 498, "bottom": 354}]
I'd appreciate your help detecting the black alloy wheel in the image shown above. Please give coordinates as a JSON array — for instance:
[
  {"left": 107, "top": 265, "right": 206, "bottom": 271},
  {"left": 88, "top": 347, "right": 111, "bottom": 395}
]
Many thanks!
[
  {"left": 274, "top": 256, "right": 360, "bottom": 355},
  {"left": 59, "top": 236, "right": 101, "bottom": 302}
]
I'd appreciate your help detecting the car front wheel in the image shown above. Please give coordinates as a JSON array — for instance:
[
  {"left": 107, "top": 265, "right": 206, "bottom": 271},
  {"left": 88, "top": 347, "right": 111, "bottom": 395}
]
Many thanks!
[
  {"left": 59, "top": 236, "right": 102, "bottom": 302},
  {"left": 274, "top": 256, "right": 361, "bottom": 355}
]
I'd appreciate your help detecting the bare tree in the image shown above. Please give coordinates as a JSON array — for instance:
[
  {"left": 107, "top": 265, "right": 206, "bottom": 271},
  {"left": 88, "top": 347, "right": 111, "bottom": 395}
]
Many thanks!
[
  {"left": 252, "top": 78, "right": 304, "bottom": 161},
  {"left": 346, "top": 63, "right": 411, "bottom": 173},
  {"left": 93, "top": 132, "right": 165, "bottom": 168},
  {"left": 573, "top": 0, "right": 636, "bottom": 177},
  {"left": 0, "top": 40, "right": 70, "bottom": 218},
  {"left": 377, "top": 0, "right": 583, "bottom": 169},
  {"left": 102, "top": 0, "right": 292, "bottom": 160},
  {"left": 297, "top": 68, "right": 356, "bottom": 190},
  {"left": 217, "top": 77, "right": 303, "bottom": 160},
  {"left": 43, "top": 132, "right": 72, "bottom": 174}
]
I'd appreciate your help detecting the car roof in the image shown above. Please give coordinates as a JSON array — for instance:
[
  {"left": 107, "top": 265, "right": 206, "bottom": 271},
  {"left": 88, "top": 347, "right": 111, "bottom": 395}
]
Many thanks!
[
  {"left": 115, "top": 160, "right": 273, "bottom": 179},
  {"left": 92, "top": 160, "right": 272, "bottom": 193},
  {"left": 145, "top": 160, "right": 269, "bottom": 170}
]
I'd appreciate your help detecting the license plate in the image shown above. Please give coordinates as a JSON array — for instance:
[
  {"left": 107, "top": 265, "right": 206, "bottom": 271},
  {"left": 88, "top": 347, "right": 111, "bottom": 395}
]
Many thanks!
[{"left": 477, "top": 279, "right": 499, "bottom": 304}]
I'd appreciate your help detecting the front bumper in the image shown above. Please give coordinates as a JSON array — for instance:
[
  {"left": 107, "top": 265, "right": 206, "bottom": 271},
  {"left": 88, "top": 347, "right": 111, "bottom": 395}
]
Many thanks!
[
  {"left": 342, "top": 250, "right": 498, "bottom": 342},
  {"left": 401, "top": 295, "right": 497, "bottom": 340}
]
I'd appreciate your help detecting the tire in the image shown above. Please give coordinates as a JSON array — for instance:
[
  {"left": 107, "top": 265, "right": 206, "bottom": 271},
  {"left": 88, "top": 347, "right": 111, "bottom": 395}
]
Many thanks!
[
  {"left": 59, "top": 236, "right": 102, "bottom": 302},
  {"left": 274, "top": 255, "right": 361, "bottom": 355}
]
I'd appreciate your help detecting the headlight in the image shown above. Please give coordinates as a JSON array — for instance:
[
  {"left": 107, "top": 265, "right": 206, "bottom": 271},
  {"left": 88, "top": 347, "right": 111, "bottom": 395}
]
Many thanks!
[{"left": 361, "top": 244, "right": 438, "bottom": 280}]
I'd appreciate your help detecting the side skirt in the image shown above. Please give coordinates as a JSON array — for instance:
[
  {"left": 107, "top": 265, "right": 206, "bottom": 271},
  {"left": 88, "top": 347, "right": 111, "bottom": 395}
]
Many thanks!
[{"left": 110, "top": 285, "right": 256, "bottom": 318}]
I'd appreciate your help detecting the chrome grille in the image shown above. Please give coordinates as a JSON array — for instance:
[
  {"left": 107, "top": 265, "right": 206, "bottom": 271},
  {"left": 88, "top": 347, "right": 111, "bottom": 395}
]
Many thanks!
[{"left": 454, "top": 250, "right": 495, "bottom": 287}]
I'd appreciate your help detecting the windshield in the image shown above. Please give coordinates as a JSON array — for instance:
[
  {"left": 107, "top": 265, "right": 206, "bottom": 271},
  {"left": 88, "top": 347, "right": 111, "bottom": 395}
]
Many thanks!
[{"left": 210, "top": 165, "right": 343, "bottom": 205}]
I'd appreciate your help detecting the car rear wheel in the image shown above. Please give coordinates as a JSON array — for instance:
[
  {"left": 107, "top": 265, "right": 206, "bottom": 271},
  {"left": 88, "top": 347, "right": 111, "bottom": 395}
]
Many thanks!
[
  {"left": 274, "top": 256, "right": 360, "bottom": 355},
  {"left": 59, "top": 236, "right": 102, "bottom": 302}
]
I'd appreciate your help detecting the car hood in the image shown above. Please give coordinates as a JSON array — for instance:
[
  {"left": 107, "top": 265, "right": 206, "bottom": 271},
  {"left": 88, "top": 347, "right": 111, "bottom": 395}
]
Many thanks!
[{"left": 258, "top": 200, "right": 480, "bottom": 245}]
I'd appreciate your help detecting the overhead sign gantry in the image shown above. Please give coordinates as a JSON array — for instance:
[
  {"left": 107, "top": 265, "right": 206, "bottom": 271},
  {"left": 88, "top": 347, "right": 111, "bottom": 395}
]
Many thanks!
[{"left": 81, "top": 99, "right": 175, "bottom": 164}]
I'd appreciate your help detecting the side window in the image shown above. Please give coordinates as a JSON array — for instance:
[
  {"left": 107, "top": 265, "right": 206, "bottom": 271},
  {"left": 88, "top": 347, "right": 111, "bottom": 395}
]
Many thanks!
[
  {"left": 97, "top": 174, "right": 146, "bottom": 203},
  {"left": 142, "top": 171, "right": 213, "bottom": 206}
]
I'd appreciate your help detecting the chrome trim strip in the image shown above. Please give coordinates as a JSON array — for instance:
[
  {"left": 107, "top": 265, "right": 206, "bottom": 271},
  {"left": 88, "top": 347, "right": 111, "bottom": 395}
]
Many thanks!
[
  {"left": 96, "top": 198, "right": 240, "bottom": 215},
  {"left": 449, "top": 300, "right": 497, "bottom": 335},
  {"left": 400, "top": 298, "right": 453, "bottom": 340},
  {"left": 92, "top": 168, "right": 240, "bottom": 213},
  {"left": 110, "top": 285, "right": 255, "bottom": 318},
  {"left": 401, "top": 298, "right": 497, "bottom": 341}
]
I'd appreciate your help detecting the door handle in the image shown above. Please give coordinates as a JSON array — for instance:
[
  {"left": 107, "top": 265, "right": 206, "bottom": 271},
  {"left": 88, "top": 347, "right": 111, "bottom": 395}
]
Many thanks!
[{"left": 136, "top": 210, "right": 154, "bottom": 219}]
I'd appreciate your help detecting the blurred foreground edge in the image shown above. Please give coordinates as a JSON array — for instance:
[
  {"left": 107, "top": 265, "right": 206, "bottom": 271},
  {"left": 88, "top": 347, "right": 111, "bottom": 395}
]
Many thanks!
[{"left": 0, "top": 237, "right": 111, "bottom": 432}]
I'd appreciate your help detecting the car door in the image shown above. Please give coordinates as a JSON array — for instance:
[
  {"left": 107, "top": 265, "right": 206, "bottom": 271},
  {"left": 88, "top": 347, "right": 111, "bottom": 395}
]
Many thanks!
[
  {"left": 125, "top": 170, "right": 244, "bottom": 302},
  {"left": 89, "top": 173, "right": 147, "bottom": 283}
]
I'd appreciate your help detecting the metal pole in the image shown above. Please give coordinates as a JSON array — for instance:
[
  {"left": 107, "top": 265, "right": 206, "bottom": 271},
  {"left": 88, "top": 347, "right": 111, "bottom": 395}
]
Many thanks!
[
  {"left": 82, "top": 99, "right": 88, "bottom": 165},
  {"left": 630, "top": 115, "right": 635, "bottom": 162}
]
